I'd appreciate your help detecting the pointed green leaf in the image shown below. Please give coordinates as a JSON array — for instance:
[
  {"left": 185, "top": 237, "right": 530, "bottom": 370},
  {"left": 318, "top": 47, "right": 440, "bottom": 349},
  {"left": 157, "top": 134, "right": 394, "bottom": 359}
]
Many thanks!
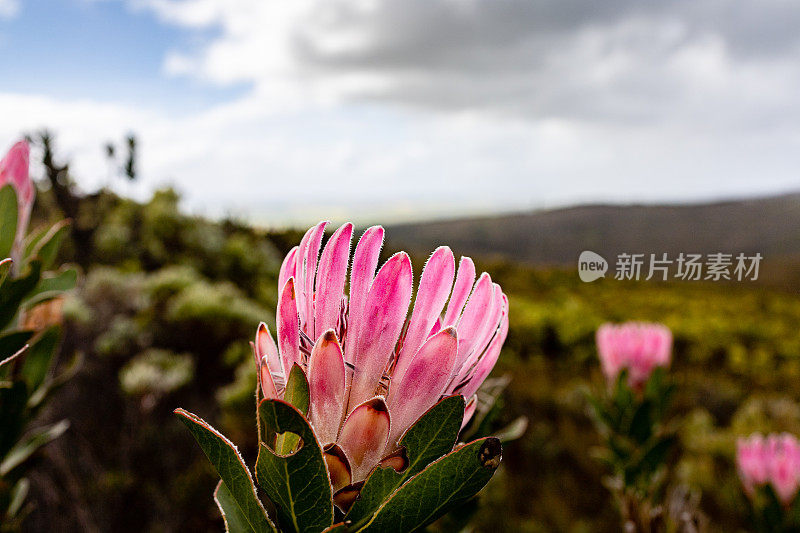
[
  {"left": 215, "top": 480, "right": 259, "bottom": 533},
  {"left": 0, "top": 419, "right": 69, "bottom": 476},
  {"left": 0, "top": 259, "right": 42, "bottom": 331},
  {"left": 345, "top": 395, "right": 465, "bottom": 526},
  {"left": 174, "top": 408, "right": 276, "bottom": 533},
  {"left": 28, "top": 350, "right": 83, "bottom": 411},
  {"left": 19, "top": 326, "right": 60, "bottom": 393},
  {"left": 284, "top": 363, "right": 309, "bottom": 415},
  {"left": 256, "top": 398, "right": 333, "bottom": 533},
  {"left": 275, "top": 363, "right": 310, "bottom": 454},
  {"left": 0, "top": 185, "right": 18, "bottom": 259},
  {"left": 355, "top": 437, "right": 502, "bottom": 533},
  {"left": 24, "top": 267, "right": 78, "bottom": 308},
  {"left": 24, "top": 224, "right": 51, "bottom": 258},
  {"left": 28, "top": 220, "right": 70, "bottom": 271},
  {"left": 7, "top": 478, "right": 30, "bottom": 519},
  {"left": 494, "top": 416, "right": 529, "bottom": 443}
]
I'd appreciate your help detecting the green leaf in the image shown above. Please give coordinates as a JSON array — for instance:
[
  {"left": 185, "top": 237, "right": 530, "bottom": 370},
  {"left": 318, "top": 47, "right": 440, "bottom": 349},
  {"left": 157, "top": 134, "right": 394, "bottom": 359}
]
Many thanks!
[
  {"left": 0, "top": 419, "right": 69, "bottom": 476},
  {"left": 27, "top": 350, "right": 83, "bottom": 411},
  {"left": 345, "top": 395, "right": 465, "bottom": 527},
  {"left": 0, "top": 185, "right": 19, "bottom": 259},
  {"left": 355, "top": 437, "right": 502, "bottom": 533},
  {"left": 284, "top": 363, "right": 309, "bottom": 415},
  {"left": 24, "top": 267, "right": 78, "bottom": 308},
  {"left": 256, "top": 398, "right": 333, "bottom": 533},
  {"left": 0, "top": 330, "right": 33, "bottom": 359},
  {"left": 0, "top": 259, "right": 42, "bottom": 331},
  {"left": 27, "top": 220, "right": 70, "bottom": 271},
  {"left": 174, "top": 408, "right": 276, "bottom": 533},
  {"left": 7, "top": 478, "right": 30, "bottom": 519},
  {"left": 215, "top": 480, "right": 259, "bottom": 533},
  {"left": 19, "top": 326, "right": 60, "bottom": 393},
  {"left": 494, "top": 416, "right": 529, "bottom": 443},
  {"left": 628, "top": 399, "right": 654, "bottom": 444},
  {"left": 274, "top": 363, "right": 310, "bottom": 454}
]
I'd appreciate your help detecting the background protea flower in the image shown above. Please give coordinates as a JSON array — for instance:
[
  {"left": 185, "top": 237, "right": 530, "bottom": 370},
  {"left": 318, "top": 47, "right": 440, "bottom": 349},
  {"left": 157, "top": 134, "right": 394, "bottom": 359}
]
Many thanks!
[
  {"left": 737, "top": 433, "right": 800, "bottom": 505},
  {"left": 0, "top": 141, "right": 34, "bottom": 260},
  {"left": 596, "top": 321, "right": 672, "bottom": 390},
  {"left": 253, "top": 221, "right": 509, "bottom": 483}
]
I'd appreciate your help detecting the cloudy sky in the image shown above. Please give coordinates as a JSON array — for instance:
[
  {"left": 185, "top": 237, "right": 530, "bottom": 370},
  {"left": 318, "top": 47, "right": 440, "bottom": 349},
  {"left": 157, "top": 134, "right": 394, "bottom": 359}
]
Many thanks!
[{"left": 1, "top": 0, "right": 799, "bottom": 224}]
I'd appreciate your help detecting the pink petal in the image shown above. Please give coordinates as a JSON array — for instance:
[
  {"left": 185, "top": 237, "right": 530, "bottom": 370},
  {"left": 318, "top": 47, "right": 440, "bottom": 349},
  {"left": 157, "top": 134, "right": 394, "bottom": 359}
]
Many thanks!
[
  {"left": 461, "top": 394, "right": 477, "bottom": 430},
  {"left": 0, "top": 141, "right": 33, "bottom": 246},
  {"left": 278, "top": 246, "right": 298, "bottom": 295},
  {"left": 392, "top": 246, "right": 455, "bottom": 385},
  {"left": 314, "top": 223, "right": 353, "bottom": 339},
  {"left": 386, "top": 326, "right": 458, "bottom": 449},
  {"left": 458, "top": 283, "right": 504, "bottom": 375},
  {"left": 0, "top": 141, "right": 32, "bottom": 205},
  {"left": 345, "top": 226, "right": 385, "bottom": 366},
  {"left": 256, "top": 322, "right": 283, "bottom": 377},
  {"left": 337, "top": 397, "right": 391, "bottom": 481},
  {"left": 347, "top": 252, "right": 413, "bottom": 410},
  {"left": 277, "top": 278, "right": 301, "bottom": 373},
  {"left": 323, "top": 443, "right": 352, "bottom": 492},
  {"left": 442, "top": 257, "right": 476, "bottom": 327},
  {"left": 259, "top": 356, "right": 279, "bottom": 399},
  {"left": 308, "top": 330, "right": 346, "bottom": 445},
  {"left": 454, "top": 273, "right": 494, "bottom": 371},
  {"left": 459, "top": 300, "right": 509, "bottom": 399},
  {"left": 295, "top": 222, "right": 329, "bottom": 335}
]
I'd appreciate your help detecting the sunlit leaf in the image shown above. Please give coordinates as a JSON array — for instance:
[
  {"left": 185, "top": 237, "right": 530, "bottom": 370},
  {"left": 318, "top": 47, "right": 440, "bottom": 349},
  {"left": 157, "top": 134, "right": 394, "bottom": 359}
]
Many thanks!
[
  {"left": 256, "top": 398, "right": 333, "bottom": 533},
  {"left": 215, "top": 480, "right": 257, "bottom": 533},
  {"left": 24, "top": 267, "right": 78, "bottom": 308},
  {"left": 355, "top": 437, "right": 502, "bottom": 533},
  {"left": 27, "top": 220, "right": 70, "bottom": 271},
  {"left": 345, "top": 395, "right": 464, "bottom": 526},
  {"left": 174, "top": 408, "right": 276, "bottom": 533},
  {"left": 0, "top": 419, "right": 69, "bottom": 476}
]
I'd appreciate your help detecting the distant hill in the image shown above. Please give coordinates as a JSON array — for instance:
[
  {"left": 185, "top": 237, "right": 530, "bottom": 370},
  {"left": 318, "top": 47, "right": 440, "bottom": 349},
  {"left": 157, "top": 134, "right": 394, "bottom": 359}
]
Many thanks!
[{"left": 385, "top": 193, "right": 800, "bottom": 273}]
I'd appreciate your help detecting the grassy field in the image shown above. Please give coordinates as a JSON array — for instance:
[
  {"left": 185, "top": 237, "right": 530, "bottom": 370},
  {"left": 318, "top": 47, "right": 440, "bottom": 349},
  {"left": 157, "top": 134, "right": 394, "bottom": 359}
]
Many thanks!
[{"left": 18, "top": 187, "right": 800, "bottom": 531}]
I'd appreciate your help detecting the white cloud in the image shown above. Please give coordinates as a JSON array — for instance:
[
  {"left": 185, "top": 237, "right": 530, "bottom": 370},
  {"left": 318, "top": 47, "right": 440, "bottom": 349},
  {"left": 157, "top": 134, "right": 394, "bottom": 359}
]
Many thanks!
[
  {"left": 3, "top": 0, "right": 800, "bottom": 225},
  {"left": 0, "top": 0, "right": 19, "bottom": 18}
]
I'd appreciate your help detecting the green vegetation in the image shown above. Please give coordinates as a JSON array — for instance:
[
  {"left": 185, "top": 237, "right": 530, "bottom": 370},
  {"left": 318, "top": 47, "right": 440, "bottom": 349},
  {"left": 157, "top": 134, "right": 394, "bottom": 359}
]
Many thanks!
[{"left": 11, "top": 147, "right": 800, "bottom": 530}]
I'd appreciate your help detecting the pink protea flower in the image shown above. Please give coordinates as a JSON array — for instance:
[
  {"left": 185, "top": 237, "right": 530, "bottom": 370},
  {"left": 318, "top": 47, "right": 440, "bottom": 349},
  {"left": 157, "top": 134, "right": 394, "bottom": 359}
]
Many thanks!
[
  {"left": 596, "top": 322, "right": 672, "bottom": 389},
  {"left": 0, "top": 141, "right": 34, "bottom": 255},
  {"left": 737, "top": 433, "right": 800, "bottom": 505},
  {"left": 253, "top": 222, "right": 509, "bottom": 483}
]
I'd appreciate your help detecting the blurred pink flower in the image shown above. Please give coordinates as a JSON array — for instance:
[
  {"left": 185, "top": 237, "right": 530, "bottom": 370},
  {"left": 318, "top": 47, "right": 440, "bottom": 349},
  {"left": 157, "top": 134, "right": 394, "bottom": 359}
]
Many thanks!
[
  {"left": 737, "top": 433, "right": 800, "bottom": 505},
  {"left": 0, "top": 141, "right": 34, "bottom": 255},
  {"left": 253, "top": 222, "right": 509, "bottom": 482},
  {"left": 596, "top": 322, "right": 672, "bottom": 389}
]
